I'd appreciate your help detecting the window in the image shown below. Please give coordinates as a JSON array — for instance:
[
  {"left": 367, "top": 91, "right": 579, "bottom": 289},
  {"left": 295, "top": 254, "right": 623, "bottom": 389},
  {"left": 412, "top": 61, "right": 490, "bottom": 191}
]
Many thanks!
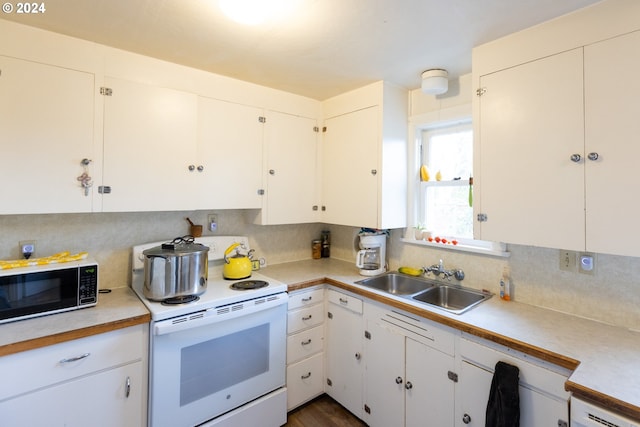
[{"left": 419, "top": 121, "right": 473, "bottom": 239}]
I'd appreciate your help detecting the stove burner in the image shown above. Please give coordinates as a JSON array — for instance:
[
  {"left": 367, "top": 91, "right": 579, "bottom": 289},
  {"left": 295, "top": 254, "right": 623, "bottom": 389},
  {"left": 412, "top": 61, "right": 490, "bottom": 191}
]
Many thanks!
[
  {"left": 231, "top": 280, "right": 269, "bottom": 290},
  {"left": 161, "top": 295, "right": 200, "bottom": 305}
]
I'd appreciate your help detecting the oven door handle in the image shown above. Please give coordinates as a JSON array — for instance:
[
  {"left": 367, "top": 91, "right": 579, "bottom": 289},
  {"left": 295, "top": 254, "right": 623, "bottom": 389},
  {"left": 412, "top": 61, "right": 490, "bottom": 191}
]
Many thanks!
[{"left": 153, "top": 292, "right": 288, "bottom": 336}]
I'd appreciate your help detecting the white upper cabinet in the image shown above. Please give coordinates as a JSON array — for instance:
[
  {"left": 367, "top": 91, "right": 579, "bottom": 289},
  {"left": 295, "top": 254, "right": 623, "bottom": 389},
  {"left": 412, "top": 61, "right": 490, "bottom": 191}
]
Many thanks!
[
  {"left": 322, "top": 82, "right": 408, "bottom": 229},
  {"left": 257, "top": 110, "right": 319, "bottom": 224},
  {"left": 101, "top": 76, "right": 198, "bottom": 212},
  {"left": 476, "top": 49, "right": 585, "bottom": 250},
  {"left": 0, "top": 55, "right": 95, "bottom": 214},
  {"left": 584, "top": 30, "right": 640, "bottom": 257},
  {"left": 197, "top": 96, "right": 263, "bottom": 210}
]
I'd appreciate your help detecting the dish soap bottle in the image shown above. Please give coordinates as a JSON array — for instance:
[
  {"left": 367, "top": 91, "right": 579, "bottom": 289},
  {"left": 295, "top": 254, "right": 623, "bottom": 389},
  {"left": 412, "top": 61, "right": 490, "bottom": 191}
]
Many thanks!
[{"left": 499, "top": 267, "right": 511, "bottom": 301}]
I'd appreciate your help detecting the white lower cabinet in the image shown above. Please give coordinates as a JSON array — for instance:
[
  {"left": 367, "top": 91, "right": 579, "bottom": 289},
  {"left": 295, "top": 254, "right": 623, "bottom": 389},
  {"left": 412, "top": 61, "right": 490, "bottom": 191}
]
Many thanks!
[
  {"left": 286, "top": 287, "right": 325, "bottom": 410},
  {"left": 324, "top": 289, "right": 364, "bottom": 419},
  {"left": 457, "top": 336, "right": 570, "bottom": 427},
  {"left": 363, "top": 302, "right": 456, "bottom": 427},
  {"left": 0, "top": 324, "right": 147, "bottom": 427}
]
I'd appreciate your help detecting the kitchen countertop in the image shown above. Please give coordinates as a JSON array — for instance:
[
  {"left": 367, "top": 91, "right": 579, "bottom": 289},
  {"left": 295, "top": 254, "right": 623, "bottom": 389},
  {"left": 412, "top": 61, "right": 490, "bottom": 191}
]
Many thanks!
[
  {"left": 262, "top": 258, "right": 640, "bottom": 422},
  {"left": 0, "top": 286, "right": 150, "bottom": 357},
  {"left": 1, "top": 258, "right": 638, "bottom": 421}
]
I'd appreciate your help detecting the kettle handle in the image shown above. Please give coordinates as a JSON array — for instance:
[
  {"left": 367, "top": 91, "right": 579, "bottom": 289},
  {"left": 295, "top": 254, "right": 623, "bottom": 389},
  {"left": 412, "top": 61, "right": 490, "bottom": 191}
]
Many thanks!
[{"left": 224, "top": 243, "right": 241, "bottom": 264}]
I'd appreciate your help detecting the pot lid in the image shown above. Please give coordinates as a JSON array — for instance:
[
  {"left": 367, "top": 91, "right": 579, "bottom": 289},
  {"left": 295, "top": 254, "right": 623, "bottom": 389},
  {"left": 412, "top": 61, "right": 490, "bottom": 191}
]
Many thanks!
[{"left": 143, "top": 236, "right": 209, "bottom": 257}]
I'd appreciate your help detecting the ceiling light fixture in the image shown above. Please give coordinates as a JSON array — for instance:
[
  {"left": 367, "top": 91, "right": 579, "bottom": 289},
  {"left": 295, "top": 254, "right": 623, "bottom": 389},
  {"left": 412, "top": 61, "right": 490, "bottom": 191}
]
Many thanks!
[
  {"left": 421, "top": 69, "right": 449, "bottom": 95},
  {"left": 218, "top": 0, "right": 295, "bottom": 25}
]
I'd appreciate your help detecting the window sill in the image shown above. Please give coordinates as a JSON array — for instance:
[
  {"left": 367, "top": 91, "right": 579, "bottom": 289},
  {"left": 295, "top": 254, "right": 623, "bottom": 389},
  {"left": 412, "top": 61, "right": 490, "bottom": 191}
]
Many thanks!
[{"left": 400, "top": 236, "right": 510, "bottom": 258}]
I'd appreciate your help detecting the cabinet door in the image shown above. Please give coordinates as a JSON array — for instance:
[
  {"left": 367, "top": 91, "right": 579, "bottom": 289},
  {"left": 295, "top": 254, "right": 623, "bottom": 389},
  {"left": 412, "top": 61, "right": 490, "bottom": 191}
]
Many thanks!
[
  {"left": 0, "top": 362, "right": 143, "bottom": 427},
  {"left": 584, "top": 31, "right": 640, "bottom": 257},
  {"left": 325, "top": 301, "right": 363, "bottom": 418},
  {"left": 457, "top": 360, "right": 492, "bottom": 427},
  {"left": 0, "top": 55, "right": 95, "bottom": 214},
  {"left": 197, "top": 97, "right": 263, "bottom": 209},
  {"left": 262, "top": 111, "right": 319, "bottom": 224},
  {"left": 477, "top": 49, "right": 585, "bottom": 250},
  {"left": 102, "top": 76, "right": 198, "bottom": 212},
  {"left": 323, "top": 107, "right": 379, "bottom": 227},
  {"left": 405, "top": 338, "right": 454, "bottom": 427},
  {"left": 363, "top": 318, "right": 405, "bottom": 427}
]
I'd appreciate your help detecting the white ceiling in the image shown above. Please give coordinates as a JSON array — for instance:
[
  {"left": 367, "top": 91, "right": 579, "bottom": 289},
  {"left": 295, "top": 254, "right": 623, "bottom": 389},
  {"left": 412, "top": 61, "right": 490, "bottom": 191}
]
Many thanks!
[{"left": 1, "top": 0, "right": 601, "bottom": 100}]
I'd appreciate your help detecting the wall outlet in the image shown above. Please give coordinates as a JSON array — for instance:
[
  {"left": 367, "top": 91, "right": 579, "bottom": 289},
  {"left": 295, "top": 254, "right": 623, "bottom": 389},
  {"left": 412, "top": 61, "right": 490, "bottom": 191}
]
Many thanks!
[
  {"left": 207, "top": 214, "right": 218, "bottom": 232},
  {"left": 578, "top": 252, "right": 596, "bottom": 275},
  {"left": 559, "top": 250, "right": 577, "bottom": 272},
  {"left": 20, "top": 240, "right": 36, "bottom": 259}
]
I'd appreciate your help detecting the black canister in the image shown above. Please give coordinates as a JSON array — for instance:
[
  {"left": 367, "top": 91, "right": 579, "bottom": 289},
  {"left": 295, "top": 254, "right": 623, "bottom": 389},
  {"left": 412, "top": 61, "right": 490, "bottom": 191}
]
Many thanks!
[{"left": 321, "top": 230, "right": 331, "bottom": 258}]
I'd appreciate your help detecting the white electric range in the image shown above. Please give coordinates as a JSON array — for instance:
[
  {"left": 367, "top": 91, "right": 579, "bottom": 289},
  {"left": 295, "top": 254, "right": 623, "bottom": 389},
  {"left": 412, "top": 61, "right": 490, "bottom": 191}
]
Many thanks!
[{"left": 131, "top": 236, "right": 288, "bottom": 427}]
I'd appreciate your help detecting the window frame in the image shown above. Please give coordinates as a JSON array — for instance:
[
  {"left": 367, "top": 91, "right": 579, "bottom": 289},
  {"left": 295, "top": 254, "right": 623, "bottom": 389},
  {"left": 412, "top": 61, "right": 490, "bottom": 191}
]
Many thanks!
[{"left": 404, "top": 104, "right": 508, "bottom": 257}]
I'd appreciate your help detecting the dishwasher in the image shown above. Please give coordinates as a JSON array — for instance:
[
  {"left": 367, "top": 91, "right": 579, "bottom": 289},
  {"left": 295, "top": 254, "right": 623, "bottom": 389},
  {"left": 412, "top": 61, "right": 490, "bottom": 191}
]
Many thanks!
[{"left": 571, "top": 397, "right": 639, "bottom": 427}]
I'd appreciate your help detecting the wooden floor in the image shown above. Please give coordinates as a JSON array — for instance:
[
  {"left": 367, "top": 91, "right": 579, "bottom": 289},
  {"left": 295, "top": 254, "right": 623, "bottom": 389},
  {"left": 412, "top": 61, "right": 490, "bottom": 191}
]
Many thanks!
[{"left": 285, "top": 394, "right": 367, "bottom": 427}]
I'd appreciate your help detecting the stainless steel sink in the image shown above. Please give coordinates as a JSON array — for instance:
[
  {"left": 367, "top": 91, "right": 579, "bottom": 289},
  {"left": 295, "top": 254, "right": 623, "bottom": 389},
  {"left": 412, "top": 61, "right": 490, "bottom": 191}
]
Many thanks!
[
  {"left": 355, "top": 273, "right": 435, "bottom": 295},
  {"left": 412, "top": 285, "right": 491, "bottom": 314}
]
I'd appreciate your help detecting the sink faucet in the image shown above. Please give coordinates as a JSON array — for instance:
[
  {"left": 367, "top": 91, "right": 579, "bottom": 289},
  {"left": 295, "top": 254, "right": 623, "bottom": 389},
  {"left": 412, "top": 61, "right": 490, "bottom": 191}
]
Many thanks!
[{"left": 424, "top": 259, "right": 465, "bottom": 281}]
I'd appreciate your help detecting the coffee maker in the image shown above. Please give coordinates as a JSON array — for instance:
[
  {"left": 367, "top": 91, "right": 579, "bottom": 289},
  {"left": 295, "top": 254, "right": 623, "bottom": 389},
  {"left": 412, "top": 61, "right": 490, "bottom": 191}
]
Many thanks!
[{"left": 356, "top": 233, "right": 387, "bottom": 276}]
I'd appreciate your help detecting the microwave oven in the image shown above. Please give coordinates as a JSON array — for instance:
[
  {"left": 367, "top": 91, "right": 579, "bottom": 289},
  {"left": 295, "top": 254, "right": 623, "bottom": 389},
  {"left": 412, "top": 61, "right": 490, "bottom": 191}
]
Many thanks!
[{"left": 0, "top": 259, "right": 98, "bottom": 324}]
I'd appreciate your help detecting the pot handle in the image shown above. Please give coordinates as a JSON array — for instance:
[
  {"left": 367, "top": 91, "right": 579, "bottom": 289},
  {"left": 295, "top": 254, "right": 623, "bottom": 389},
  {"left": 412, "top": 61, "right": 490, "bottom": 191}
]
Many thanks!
[{"left": 224, "top": 243, "right": 241, "bottom": 264}]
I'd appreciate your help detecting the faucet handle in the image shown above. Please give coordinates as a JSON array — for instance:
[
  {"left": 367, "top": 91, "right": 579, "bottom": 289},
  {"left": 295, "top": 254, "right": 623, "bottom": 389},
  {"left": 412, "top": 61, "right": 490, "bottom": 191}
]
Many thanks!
[{"left": 453, "top": 269, "right": 465, "bottom": 281}]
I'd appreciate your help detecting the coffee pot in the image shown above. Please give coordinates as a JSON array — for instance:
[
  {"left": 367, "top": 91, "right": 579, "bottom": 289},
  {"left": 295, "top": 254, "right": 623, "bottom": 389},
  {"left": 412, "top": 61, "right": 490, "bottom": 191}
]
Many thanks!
[{"left": 356, "top": 233, "right": 387, "bottom": 276}]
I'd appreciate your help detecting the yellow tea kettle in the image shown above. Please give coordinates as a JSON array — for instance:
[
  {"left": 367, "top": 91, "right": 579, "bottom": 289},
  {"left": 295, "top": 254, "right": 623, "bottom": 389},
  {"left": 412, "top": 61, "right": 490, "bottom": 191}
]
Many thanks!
[{"left": 223, "top": 243, "right": 253, "bottom": 280}]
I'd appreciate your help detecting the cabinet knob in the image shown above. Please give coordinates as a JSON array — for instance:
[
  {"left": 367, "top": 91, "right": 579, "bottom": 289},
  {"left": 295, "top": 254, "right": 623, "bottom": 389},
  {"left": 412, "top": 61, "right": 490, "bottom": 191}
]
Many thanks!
[
  {"left": 371, "top": 169, "right": 377, "bottom": 175},
  {"left": 405, "top": 381, "right": 413, "bottom": 390},
  {"left": 395, "top": 376, "right": 403, "bottom": 384},
  {"left": 570, "top": 154, "right": 581, "bottom": 163},
  {"left": 462, "top": 413, "right": 471, "bottom": 424},
  {"left": 355, "top": 352, "right": 361, "bottom": 360},
  {"left": 197, "top": 165, "right": 204, "bottom": 172},
  {"left": 588, "top": 152, "right": 599, "bottom": 161},
  {"left": 188, "top": 164, "right": 195, "bottom": 171},
  {"left": 269, "top": 169, "right": 275, "bottom": 175}
]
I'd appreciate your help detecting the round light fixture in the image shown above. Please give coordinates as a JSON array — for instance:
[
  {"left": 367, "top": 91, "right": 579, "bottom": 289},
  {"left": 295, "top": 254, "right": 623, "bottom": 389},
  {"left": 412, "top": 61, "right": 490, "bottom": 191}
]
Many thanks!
[
  {"left": 218, "top": 0, "right": 295, "bottom": 25},
  {"left": 421, "top": 69, "right": 449, "bottom": 95}
]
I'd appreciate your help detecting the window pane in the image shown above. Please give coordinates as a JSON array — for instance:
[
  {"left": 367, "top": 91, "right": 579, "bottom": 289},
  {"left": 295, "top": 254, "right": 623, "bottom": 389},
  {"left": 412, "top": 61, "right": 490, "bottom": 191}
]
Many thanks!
[
  {"left": 424, "top": 126, "right": 472, "bottom": 181},
  {"left": 423, "top": 184, "right": 473, "bottom": 238}
]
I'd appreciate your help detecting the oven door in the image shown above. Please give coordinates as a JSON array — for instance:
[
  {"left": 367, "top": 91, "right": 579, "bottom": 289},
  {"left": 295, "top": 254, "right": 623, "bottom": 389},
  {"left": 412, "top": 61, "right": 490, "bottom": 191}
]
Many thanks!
[{"left": 149, "top": 294, "right": 287, "bottom": 427}]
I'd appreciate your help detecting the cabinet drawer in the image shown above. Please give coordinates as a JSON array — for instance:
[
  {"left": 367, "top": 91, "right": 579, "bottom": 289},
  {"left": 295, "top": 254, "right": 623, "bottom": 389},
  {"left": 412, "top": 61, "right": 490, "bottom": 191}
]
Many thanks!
[
  {"left": 287, "top": 304, "right": 324, "bottom": 334},
  {"left": 286, "top": 352, "right": 324, "bottom": 410},
  {"left": 0, "top": 324, "right": 145, "bottom": 401},
  {"left": 327, "top": 289, "right": 363, "bottom": 314},
  {"left": 288, "top": 288, "right": 324, "bottom": 311},
  {"left": 460, "top": 337, "right": 570, "bottom": 400},
  {"left": 287, "top": 324, "right": 324, "bottom": 364}
]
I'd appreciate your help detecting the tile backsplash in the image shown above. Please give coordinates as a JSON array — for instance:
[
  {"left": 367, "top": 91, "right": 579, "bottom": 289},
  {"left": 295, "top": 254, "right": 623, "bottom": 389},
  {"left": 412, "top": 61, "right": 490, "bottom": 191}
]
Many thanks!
[{"left": 1, "top": 212, "right": 638, "bottom": 330}]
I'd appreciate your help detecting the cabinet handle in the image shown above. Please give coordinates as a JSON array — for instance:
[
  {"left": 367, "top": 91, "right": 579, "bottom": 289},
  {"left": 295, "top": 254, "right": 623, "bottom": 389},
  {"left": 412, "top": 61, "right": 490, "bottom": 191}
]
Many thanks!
[
  {"left": 355, "top": 352, "right": 361, "bottom": 360},
  {"left": 302, "top": 314, "right": 312, "bottom": 321},
  {"left": 339, "top": 298, "right": 348, "bottom": 305},
  {"left": 301, "top": 339, "right": 312, "bottom": 346},
  {"left": 125, "top": 376, "right": 131, "bottom": 398},
  {"left": 59, "top": 352, "right": 91, "bottom": 364},
  {"left": 301, "top": 296, "right": 313, "bottom": 302},
  {"left": 197, "top": 165, "right": 204, "bottom": 172},
  {"left": 188, "top": 164, "right": 195, "bottom": 171},
  {"left": 588, "top": 152, "right": 599, "bottom": 161},
  {"left": 462, "top": 413, "right": 471, "bottom": 424},
  {"left": 570, "top": 154, "right": 581, "bottom": 163},
  {"left": 301, "top": 372, "right": 312, "bottom": 380},
  {"left": 405, "top": 381, "right": 413, "bottom": 390},
  {"left": 395, "top": 376, "right": 403, "bottom": 384}
]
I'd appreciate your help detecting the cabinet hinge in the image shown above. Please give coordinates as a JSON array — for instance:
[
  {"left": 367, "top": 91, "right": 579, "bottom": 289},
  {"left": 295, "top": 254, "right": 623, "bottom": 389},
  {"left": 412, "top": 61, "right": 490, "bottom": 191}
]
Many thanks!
[
  {"left": 257, "top": 189, "right": 265, "bottom": 195},
  {"left": 322, "top": 126, "right": 327, "bottom": 133},
  {"left": 98, "top": 185, "right": 112, "bottom": 194},
  {"left": 258, "top": 116, "right": 266, "bottom": 123},
  {"left": 447, "top": 371, "right": 458, "bottom": 383},
  {"left": 364, "top": 404, "right": 371, "bottom": 414},
  {"left": 477, "top": 213, "right": 488, "bottom": 222},
  {"left": 557, "top": 421, "right": 568, "bottom": 427},
  {"left": 100, "top": 87, "right": 113, "bottom": 96},
  {"left": 364, "top": 330, "right": 371, "bottom": 340},
  {"left": 476, "top": 87, "right": 486, "bottom": 97},
  {"left": 313, "top": 126, "right": 319, "bottom": 132},
  {"left": 327, "top": 311, "right": 333, "bottom": 320}
]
